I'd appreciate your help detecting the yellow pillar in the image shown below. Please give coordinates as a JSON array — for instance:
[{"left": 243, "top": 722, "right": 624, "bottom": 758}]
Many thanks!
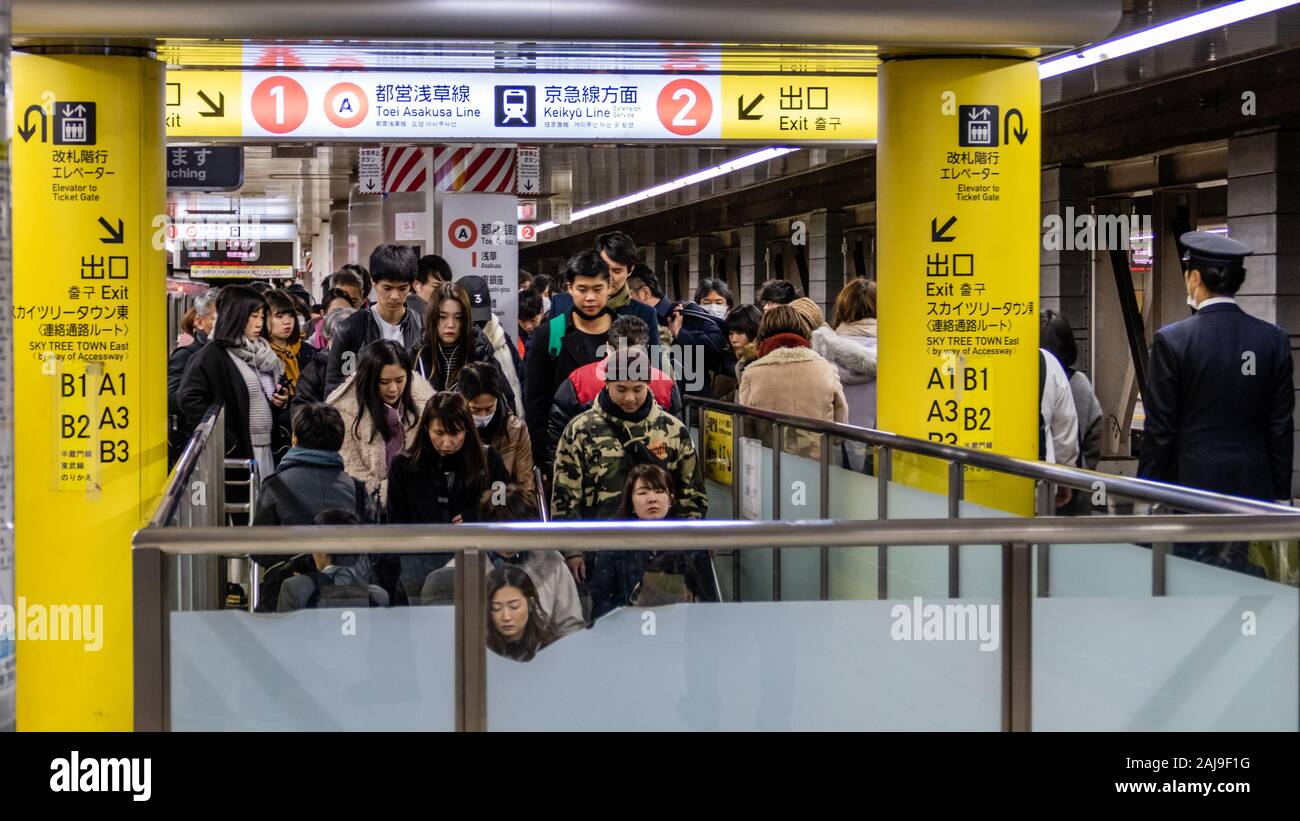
[
  {"left": 12, "top": 52, "right": 166, "bottom": 729},
  {"left": 876, "top": 58, "right": 1040, "bottom": 515}
]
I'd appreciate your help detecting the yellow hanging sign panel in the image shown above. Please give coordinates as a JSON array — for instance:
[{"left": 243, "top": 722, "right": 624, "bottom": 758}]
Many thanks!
[
  {"left": 13, "top": 54, "right": 167, "bottom": 729},
  {"left": 165, "top": 69, "right": 243, "bottom": 137},
  {"left": 876, "top": 58, "right": 1040, "bottom": 515},
  {"left": 720, "top": 74, "right": 877, "bottom": 141},
  {"left": 702, "top": 410, "right": 734, "bottom": 485}
]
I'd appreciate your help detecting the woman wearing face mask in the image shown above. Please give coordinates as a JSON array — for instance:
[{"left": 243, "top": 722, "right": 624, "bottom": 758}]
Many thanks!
[
  {"left": 326, "top": 340, "right": 434, "bottom": 506},
  {"left": 694, "top": 278, "right": 734, "bottom": 321},
  {"left": 414, "top": 282, "right": 501, "bottom": 394},
  {"left": 487, "top": 565, "right": 556, "bottom": 662},
  {"left": 179, "top": 285, "right": 290, "bottom": 486},
  {"left": 454, "top": 362, "right": 535, "bottom": 503}
]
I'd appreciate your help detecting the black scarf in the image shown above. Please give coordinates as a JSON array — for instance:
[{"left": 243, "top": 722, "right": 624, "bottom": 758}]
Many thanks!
[{"left": 597, "top": 386, "right": 653, "bottom": 424}]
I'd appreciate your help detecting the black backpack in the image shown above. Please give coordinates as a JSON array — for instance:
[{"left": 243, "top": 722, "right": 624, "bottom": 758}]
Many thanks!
[{"left": 256, "top": 554, "right": 317, "bottom": 613}]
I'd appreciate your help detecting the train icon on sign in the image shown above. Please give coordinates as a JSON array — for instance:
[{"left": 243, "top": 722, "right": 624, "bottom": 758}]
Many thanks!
[{"left": 494, "top": 86, "right": 535, "bottom": 127}]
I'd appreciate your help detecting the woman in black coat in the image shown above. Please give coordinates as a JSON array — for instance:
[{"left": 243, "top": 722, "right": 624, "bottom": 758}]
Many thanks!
[
  {"left": 387, "top": 392, "right": 509, "bottom": 597},
  {"left": 178, "top": 285, "right": 291, "bottom": 487}
]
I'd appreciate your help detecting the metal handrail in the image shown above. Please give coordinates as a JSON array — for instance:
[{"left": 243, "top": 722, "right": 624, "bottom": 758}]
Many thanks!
[
  {"left": 131, "top": 514, "right": 1300, "bottom": 555},
  {"left": 533, "top": 465, "right": 549, "bottom": 523},
  {"left": 684, "top": 395, "right": 1298, "bottom": 516},
  {"left": 149, "top": 402, "right": 224, "bottom": 528}
]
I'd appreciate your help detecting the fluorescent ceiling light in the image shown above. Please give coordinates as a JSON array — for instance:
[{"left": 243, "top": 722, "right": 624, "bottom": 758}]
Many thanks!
[
  {"left": 1039, "top": 0, "right": 1300, "bottom": 79},
  {"left": 536, "top": 147, "right": 798, "bottom": 235}
]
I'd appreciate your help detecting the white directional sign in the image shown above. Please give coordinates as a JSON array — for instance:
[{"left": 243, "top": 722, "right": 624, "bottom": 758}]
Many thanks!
[
  {"left": 358, "top": 147, "right": 382, "bottom": 195},
  {"left": 517, "top": 146, "right": 540, "bottom": 196}
]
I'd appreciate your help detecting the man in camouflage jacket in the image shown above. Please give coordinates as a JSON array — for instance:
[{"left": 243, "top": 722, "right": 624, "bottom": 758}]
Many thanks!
[{"left": 551, "top": 347, "right": 708, "bottom": 580}]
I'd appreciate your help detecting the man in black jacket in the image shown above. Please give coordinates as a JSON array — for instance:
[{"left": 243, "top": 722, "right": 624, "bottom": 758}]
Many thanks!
[
  {"left": 1138, "top": 231, "right": 1294, "bottom": 571},
  {"left": 324, "top": 244, "right": 423, "bottom": 397},
  {"left": 253, "top": 402, "right": 369, "bottom": 525},
  {"left": 167, "top": 288, "right": 218, "bottom": 464},
  {"left": 545, "top": 231, "right": 659, "bottom": 350},
  {"left": 524, "top": 251, "right": 614, "bottom": 469},
  {"left": 627, "top": 265, "right": 725, "bottom": 398}
]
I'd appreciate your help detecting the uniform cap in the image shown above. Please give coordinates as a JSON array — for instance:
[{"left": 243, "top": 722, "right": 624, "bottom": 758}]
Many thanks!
[{"left": 1180, "top": 231, "right": 1251, "bottom": 270}]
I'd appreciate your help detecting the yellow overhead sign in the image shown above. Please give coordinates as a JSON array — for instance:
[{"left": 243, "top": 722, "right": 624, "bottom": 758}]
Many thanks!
[
  {"left": 166, "top": 69, "right": 243, "bottom": 137},
  {"left": 720, "top": 74, "right": 876, "bottom": 141}
]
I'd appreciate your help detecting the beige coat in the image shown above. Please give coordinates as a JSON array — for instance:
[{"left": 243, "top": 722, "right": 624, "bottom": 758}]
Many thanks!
[
  {"left": 738, "top": 345, "right": 847, "bottom": 457},
  {"left": 490, "top": 413, "right": 536, "bottom": 501},
  {"left": 326, "top": 372, "right": 435, "bottom": 502}
]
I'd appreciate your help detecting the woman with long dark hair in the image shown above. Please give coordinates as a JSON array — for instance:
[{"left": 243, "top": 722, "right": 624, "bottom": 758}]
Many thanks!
[
  {"left": 454, "top": 361, "right": 534, "bottom": 502},
  {"left": 326, "top": 339, "right": 434, "bottom": 505},
  {"left": 487, "top": 565, "right": 557, "bottom": 662},
  {"left": 178, "top": 284, "right": 290, "bottom": 483},
  {"left": 388, "top": 392, "right": 509, "bottom": 595},
  {"left": 387, "top": 392, "right": 509, "bottom": 526},
  {"left": 414, "top": 281, "right": 501, "bottom": 393}
]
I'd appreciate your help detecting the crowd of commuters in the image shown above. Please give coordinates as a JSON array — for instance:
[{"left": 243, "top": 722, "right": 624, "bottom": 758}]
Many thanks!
[{"left": 170, "top": 227, "right": 1293, "bottom": 659}]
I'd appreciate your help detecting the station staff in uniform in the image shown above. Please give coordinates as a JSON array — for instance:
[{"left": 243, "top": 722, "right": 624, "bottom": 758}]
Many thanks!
[{"left": 1138, "top": 232, "right": 1294, "bottom": 572}]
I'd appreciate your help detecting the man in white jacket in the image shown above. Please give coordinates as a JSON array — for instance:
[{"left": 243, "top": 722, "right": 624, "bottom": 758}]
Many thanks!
[
  {"left": 1040, "top": 347, "right": 1080, "bottom": 467},
  {"left": 1040, "top": 348, "right": 1080, "bottom": 510}
]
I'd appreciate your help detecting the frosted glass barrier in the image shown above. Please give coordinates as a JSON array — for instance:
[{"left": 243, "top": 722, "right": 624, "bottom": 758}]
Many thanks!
[
  {"left": 1046, "top": 544, "right": 1153, "bottom": 598},
  {"left": 778, "top": 448, "right": 823, "bottom": 601},
  {"left": 488, "top": 600, "right": 1002, "bottom": 731},
  {"left": 170, "top": 607, "right": 456, "bottom": 730},
  {"left": 886, "top": 480, "right": 951, "bottom": 598},
  {"left": 956, "top": 499, "right": 1016, "bottom": 599},
  {"left": 1034, "top": 590, "right": 1297, "bottom": 730},
  {"left": 827, "top": 461, "right": 880, "bottom": 600},
  {"left": 738, "top": 443, "right": 775, "bottom": 601}
]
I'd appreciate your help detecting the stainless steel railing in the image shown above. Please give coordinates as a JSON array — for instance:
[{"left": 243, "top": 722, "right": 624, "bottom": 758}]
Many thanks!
[
  {"left": 136, "top": 394, "right": 1300, "bottom": 731},
  {"left": 682, "top": 394, "right": 1298, "bottom": 599},
  {"left": 682, "top": 395, "right": 1297, "bottom": 516},
  {"left": 132, "top": 515, "right": 1300, "bottom": 732}
]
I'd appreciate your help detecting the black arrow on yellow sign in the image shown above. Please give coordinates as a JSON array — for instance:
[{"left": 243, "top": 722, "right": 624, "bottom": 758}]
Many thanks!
[
  {"left": 98, "top": 217, "right": 124, "bottom": 244},
  {"left": 197, "top": 90, "right": 226, "bottom": 118},
  {"left": 931, "top": 215, "right": 957, "bottom": 243},
  {"left": 1004, "top": 108, "right": 1028, "bottom": 145},
  {"left": 18, "top": 104, "right": 47, "bottom": 143},
  {"left": 738, "top": 94, "right": 764, "bottom": 121}
]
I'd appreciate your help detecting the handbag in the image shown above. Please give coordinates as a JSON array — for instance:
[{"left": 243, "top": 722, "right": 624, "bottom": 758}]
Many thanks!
[{"left": 630, "top": 552, "right": 698, "bottom": 607}]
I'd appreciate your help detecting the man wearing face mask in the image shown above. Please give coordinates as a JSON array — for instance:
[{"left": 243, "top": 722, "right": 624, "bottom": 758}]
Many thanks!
[
  {"left": 1138, "top": 231, "right": 1294, "bottom": 573},
  {"left": 627, "top": 265, "right": 726, "bottom": 399}
]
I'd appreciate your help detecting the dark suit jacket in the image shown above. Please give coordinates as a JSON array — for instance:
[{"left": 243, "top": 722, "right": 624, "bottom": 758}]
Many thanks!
[{"left": 1138, "top": 302, "right": 1294, "bottom": 500}]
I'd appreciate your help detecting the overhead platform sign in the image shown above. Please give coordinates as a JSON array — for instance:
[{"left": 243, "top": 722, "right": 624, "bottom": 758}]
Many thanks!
[{"left": 165, "top": 69, "right": 876, "bottom": 143}]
